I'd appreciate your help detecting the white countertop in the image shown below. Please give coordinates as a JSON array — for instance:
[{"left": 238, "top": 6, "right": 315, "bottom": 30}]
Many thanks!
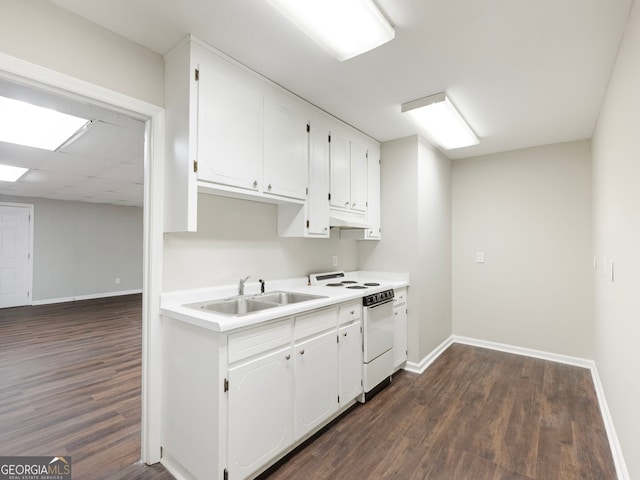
[{"left": 161, "top": 271, "right": 409, "bottom": 333}]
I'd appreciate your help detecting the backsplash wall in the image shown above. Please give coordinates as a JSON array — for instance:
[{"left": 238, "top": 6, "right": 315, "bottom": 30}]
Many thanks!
[{"left": 162, "top": 193, "right": 359, "bottom": 292}]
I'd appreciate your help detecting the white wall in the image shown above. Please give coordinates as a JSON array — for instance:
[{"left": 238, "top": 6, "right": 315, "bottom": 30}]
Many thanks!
[
  {"left": 591, "top": 1, "right": 640, "bottom": 477},
  {"left": 162, "top": 194, "right": 359, "bottom": 292},
  {"left": 358, "top": 136, "right": 452, "bottom": 361},
  {"left": 452, "top": 141, "right": 593, "bottom": 358},
  {"left": 0, "top": 196, "right": 143, "bottom": 302},
  {"left": 0, "top": 0, "right": 164, "bottom": 107}
]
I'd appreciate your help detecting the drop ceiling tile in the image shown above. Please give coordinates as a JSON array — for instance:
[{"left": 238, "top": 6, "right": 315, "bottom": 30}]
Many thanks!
[
  {"left": 59, "top": 120, "right": 143, "bottom": 163},
  {"left": 100, "top": 160, "right": 143, "bottom": 183}
]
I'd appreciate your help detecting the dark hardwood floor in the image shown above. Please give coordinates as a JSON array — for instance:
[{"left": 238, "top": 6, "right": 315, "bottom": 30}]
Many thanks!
[
  {"left": 263, "top": 344, "right": 616, "bottom": 480},
  {"left": 0, "top": 294, "right": 172, "bottom": 480},
  {"left": 1, "top": 298, "right": 616, "bottom": 480}
]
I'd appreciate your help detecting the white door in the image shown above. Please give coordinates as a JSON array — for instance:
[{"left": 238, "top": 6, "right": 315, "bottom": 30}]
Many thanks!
[
  {"left": 263, "top": 95, "right": 309, "bottom": 200},
  {"left": 339, "top": 321, "right": 363, "bottom": 405},
  {"left": 0, "top": 204, "right": 32, "bottom": 308},
  {"left": 294, "top": 329, "right": 339, "bottom": 439},
  {"left": 227, "top": 346, "right": 294, "bottom": 479}
]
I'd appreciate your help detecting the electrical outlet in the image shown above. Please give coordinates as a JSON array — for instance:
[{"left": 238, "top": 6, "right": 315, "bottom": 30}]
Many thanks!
[{"left": 332, "top": 255, "right": 338, "bottom": 267}]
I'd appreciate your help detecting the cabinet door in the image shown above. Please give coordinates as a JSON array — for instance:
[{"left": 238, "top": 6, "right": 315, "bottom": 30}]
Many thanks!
[
  {"left": 329, "top": 133, "right": 350, "bottom": 209},
  {"left": 228, "top": 347, "right": 294, "bottom": 479},
  {"left": 264, "top": 96, "right": 309, "bottom": 200},
  {"left": 393, "top": 306, "right": 408, "bottom": 370},
  {"left": 294, "top": 330, "right": 339, "bottom": 439},
  {"left": 365, "top": 143, "right": 381, "bottom": 239},
  {"left": 196, "top": 55, "right": 263, "bottom": 191},
  {"left": 307, "top": 122, "right": 330, "bottom": 236},
  {"left": 339, "top": 321, "right": 363, "bottom": 405},
  {"left": 350, "top": 141, "right": 368, "bottom": 213}
]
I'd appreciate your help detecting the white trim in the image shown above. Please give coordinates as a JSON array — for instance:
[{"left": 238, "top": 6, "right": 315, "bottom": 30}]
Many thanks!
[
  {"left": 0, "top": 53, "right": 164, "bottom": 464},
  {"left": 0, "top": 202, "right": 34, "bottom": 308},
  {"left": 407, "top": 335, "right": 629, "bottom": 480},
  {"left": 31, "top": 289, "right": 143, "bottom": 306},
  {"left": 590, "top": 363, "right": 630, "bottom": 480},
  {"left": 404, "top": 335, "right": 454, "bottom": 374},
  {"left": 451, "top": 335, "right": 594, "bottom": 368}
]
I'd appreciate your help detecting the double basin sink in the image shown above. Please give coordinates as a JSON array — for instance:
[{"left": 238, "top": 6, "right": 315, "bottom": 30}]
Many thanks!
[{"left": 186, "top": 291, "right": 328, "bottom": 317}]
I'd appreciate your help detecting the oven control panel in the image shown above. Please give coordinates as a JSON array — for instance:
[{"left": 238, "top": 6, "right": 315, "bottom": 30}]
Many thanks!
[{"left": 362, "top": 289, "right": 395, "bottom": 307}]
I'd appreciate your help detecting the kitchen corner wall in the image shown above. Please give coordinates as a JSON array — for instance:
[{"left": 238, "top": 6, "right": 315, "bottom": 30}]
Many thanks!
[
  {"left": 452, "top": 140, "right": 593, "bottom": 359},
  {"left": 0, "top": 0, "right": 164, "bottom": 107},
  {"left": 358, "top": 136, "right": 453, "bottom": 363},
  {"left": 592, "top": 0, "right": 640, "bottom": 477},
  {"left": 162, "top": 194, "right": 359, "bottom": 292}
]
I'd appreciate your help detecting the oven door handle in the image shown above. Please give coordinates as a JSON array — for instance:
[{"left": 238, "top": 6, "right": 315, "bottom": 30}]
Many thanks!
[{"left": 366, "top": 298, "right": 394, "bottom": 309}]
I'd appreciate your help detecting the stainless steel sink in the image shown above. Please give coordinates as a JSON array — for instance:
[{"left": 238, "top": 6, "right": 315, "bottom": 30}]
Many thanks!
[
  {"left": 186, "top": 291, "right": 327, "bottom": 317},
  {"left": 255, "top": 291, "right": 327, "bottom": 305}
]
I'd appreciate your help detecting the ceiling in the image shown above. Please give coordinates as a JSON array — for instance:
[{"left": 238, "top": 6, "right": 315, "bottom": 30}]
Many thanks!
[
  {"left": 0, "top": 79, "right": 144, "bottom": 207},
  {"left": 1, "top": 0, "right": 634, "bottom": 206},
  {"left": 47, "top": 0, "right": 634, "bottom": 160}
]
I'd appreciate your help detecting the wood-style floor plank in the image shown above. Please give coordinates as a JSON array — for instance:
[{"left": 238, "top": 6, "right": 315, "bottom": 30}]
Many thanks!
[
  {"left": 0, "top": 295, "right": 173, "bottom": 480},
  {"left": 263, "top": 344, "right": 616, "bottom": 480}
]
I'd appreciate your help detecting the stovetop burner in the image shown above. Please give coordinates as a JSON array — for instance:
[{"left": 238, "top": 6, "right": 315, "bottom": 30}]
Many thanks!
[
  {"left": 347, "top": 285, "right": 367, "bottom": 289},
  {"left": 326, "top": 283, "right": 344, "bottom": 287},
  {"left": 363, "top": 282, "right": 380, "bottom": 286},
  {"left": 341, "top": 280, "right": 358, "bottom": 284}
]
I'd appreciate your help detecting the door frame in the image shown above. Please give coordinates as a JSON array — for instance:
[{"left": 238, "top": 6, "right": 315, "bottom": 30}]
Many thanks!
[
  {"left": 0, "top": 52, "right": 165, "bottom": 464},
  {"left": 0, "top": 202, "right": 34, "bottom": 307}
]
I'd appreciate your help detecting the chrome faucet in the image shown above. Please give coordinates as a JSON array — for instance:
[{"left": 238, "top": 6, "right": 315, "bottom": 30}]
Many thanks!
[{"left": 238, "top": 275, "right": 250, "bottom": 296}]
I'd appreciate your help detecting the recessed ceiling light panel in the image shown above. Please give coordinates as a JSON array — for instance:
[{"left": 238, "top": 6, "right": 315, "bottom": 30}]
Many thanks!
[
  {"left": 402, "top": 93, "right": 479, "bottom": 150},
  {"left": 0, "top": 95, "right": 90, "bottom": 151},
  {"left": 0, "top": 164, "right": 28, "bottom": 182},
  {"left": 264, "top": 0, "right": 395, "bottom": 61}
]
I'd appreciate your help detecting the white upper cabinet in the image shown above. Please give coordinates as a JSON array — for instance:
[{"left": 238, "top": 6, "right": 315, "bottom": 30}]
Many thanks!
[
  {"left": 349, "top": 141, "right": 368, "bottom": 213},
  {"left": 329, "top": 132, "right": 351, "bottom": 210},
  {"left": 196, "top": 51, "right": 263, "bottom": 192},
  {"left": 164, "top": 35, "right": 380, "bottom": 236},
  {"left": 263, "top": 94, "right": 309, "bottom": 201}
]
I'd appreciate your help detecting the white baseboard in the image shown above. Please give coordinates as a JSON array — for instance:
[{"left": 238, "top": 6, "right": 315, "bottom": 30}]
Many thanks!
[
  {"left": 404, "top": 335, "right": 454, "bottom": 374},
  {"left": 31, "top": 289, "right": 142, "bottom": 306},
  {"left": 405, "top": 335, "right": 629, "bottom": 480}
]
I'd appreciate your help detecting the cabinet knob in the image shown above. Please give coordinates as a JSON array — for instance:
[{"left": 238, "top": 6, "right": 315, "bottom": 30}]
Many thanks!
[
  {"left": 344, "top": 201, "right": 349, "bottom": 206},
  {"left": 323, "top": 227, "right": 328, "bottom": 232},
  {"left": 343, "top": 332, "right": 348, "bottom": 337},
  {"left": 268, "top": 183, "right": 272, "bottom": 190},
  {"left": 350, "top": 310, "right": 355, "bottom": 315},
  {"left": 299, "top": 349, "right": 305, "bottom": 355},
  {"left": 352, "top": 203, "right": 356, "bottom": 207},
  {"left": 285, "top": 354, "right": 291, "bottom": 360},
  {"left": 253, "top": 180, "right": 258, "bottom": 188}
]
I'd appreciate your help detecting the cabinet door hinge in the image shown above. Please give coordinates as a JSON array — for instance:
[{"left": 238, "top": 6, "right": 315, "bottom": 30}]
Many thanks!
[
  {"left": 224, "top": 468, "right": 228, "bottom": 480},
  {"left": 306, "top": 219, "right": 310, "bottom": 229},
  {"left": 195, "top": 68, "right": 199, "bottom": 81},
  {"left": 336, "top": 335, "right": 339, "bottom": 344},
  {"left": 361, "top": 379, "right": 363, "bottom": 386},
  {"left": 328, "top": 192, "right": 331, "bottom": 201},
  {"left": 306, "top": 187, "right": 309, "bottom": 196},
  {"left": 328, "top": 134, "right": 331, "bottom": 143},
  {"left": 306, "top": 123, "right": 310, "bottom": 133},
  {"left": 337, "top": 395, "right": 340, "bottom": 403},
  {"left": 223, "top": 378, "right": 229, "bottom": 393},
  {"left": 366, "top": 201, "right": 369, "bottom": 207},
  {"left": 360, "top": 326, "right": 363, "bottom": 333},
  {"left": 193, "top": 160, "right": 198, "bottom": 173},
  {"left": 27, "top": 291, "right": 30, "bottom": 298},
  {"left": 366, "top": 151, "right": 369, "bottom": 159}
]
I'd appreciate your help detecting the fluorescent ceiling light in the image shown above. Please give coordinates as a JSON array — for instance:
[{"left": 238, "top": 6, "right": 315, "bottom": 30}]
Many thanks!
[
  {"left": 264, "top": 0, "right": 395, "bottom": 61},
  {"left": 0, "top": 164, "right": 28, "bottom": 182},
  {"left": 0, "top": 95, "right": 90, "bottom": 151},
  {"left": 401, "top": 93, "right": 479, "bottom": 150}
]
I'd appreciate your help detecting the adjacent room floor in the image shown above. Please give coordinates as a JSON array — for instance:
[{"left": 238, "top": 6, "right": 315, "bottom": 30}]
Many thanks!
[
  {"left": 0, "top": 298, "right": 616, "bottom": 479},
  {"left": 0, "top": 294, "right": 171, "bottom": 480}
]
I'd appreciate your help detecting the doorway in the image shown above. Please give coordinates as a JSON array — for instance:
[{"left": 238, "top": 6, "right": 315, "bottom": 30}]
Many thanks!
[
  {"left": 0, "top": 56, "right": 164, "bottom": 465},
  {"left": 0, "top": 203, "right": 33, "bottom": 308}
]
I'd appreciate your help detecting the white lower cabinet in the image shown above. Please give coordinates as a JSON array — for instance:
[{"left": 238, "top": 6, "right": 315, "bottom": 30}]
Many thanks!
[
  {"left": 294, "top": 329, "right": 338, "bottom": 438},
  {"left": 338, "top": 321, "right": 363, "bottom": 404},
  {"left": 227, "top": 346, "right": 294, "bottom": 479},
  {"left": 393, "top": 288, "right": 408, "bottom": 370},
  {"left": 161, "top": 301, "right": 364, "bottom": 480}
]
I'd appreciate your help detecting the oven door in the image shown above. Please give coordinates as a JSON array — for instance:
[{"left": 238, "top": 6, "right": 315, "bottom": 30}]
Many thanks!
[{"left": 363, "top": 299, "right": 394, "bottom": 363}]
